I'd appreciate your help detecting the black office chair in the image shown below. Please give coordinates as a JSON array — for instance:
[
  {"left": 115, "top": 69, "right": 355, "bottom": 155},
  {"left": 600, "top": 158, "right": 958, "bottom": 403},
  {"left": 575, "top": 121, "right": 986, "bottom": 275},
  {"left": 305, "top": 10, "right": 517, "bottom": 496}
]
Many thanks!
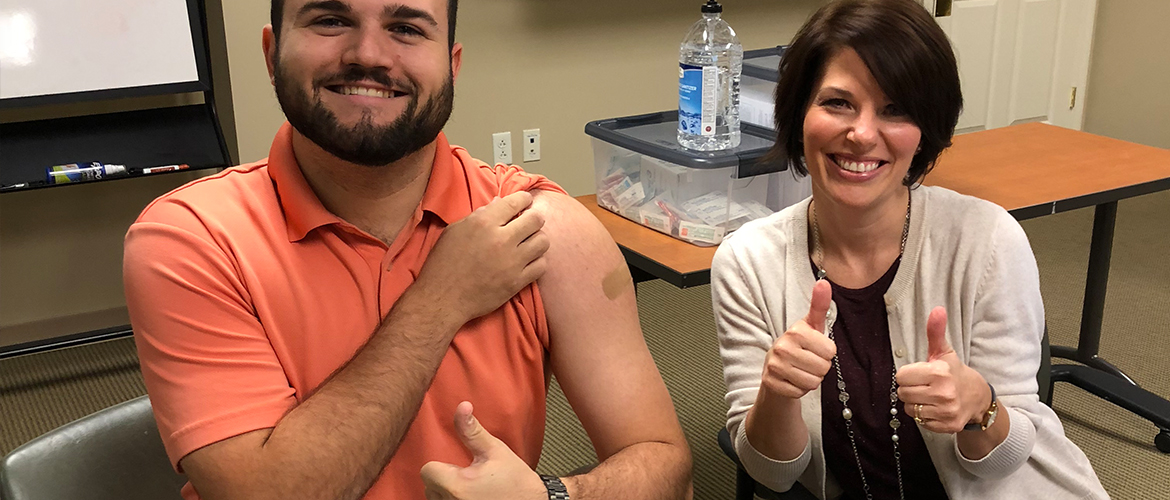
[
  {"left": 1047, "top": 342, "right": 1170, "bottom": 454},
  {"left": 717, "top": 329, "right": 1055, "bottom": 500},
  {"left": 0, "top": 395, "right": 187, "bottom": 500},
  {"left": 1048, "top": 367, "right": 1170, "bottom": 452},
  {"left": 717, "top": 426, "right": 817, "bottom": 500}
]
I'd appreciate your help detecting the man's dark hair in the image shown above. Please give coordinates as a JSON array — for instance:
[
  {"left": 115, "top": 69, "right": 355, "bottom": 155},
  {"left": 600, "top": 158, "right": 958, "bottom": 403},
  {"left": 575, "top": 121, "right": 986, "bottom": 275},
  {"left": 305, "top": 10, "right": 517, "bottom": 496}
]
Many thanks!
[
  {"left": 767, "top": 0, "right": 962, "bottom": 186},
  {"left": 271, "top": 0, "right": 459, "bottom": 49}
]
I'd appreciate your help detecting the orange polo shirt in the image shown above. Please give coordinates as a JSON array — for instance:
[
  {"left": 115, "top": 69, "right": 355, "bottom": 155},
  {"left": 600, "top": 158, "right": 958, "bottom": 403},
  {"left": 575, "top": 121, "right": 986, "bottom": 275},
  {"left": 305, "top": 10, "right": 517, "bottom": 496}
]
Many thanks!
[{"left": 123, "top": 123, "right": 566, "bottom": 500}]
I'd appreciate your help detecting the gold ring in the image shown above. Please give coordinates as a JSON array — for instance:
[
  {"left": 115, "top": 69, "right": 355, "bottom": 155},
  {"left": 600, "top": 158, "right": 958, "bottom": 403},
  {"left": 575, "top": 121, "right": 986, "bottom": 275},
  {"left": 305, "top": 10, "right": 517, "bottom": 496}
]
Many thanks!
[{"left": 914, "top": 403, "right": 924, "bottom": 424}]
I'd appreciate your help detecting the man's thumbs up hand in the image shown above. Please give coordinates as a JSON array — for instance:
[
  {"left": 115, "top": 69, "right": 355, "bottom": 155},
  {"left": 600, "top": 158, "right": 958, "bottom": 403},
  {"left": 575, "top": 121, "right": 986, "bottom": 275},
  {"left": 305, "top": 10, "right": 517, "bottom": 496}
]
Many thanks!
[{"left": 420, "top": 402, "right": 547, "bottom": 500}]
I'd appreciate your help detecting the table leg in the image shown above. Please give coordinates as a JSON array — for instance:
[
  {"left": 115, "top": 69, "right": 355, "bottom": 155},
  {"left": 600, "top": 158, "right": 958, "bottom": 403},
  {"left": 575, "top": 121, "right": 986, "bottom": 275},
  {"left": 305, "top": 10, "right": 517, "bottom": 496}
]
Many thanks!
[
  {"left": 629, "top": 264, "right": 656, "bottom": 285},
  {"left": 1047, "top": 200, "right": 1170, "bottom": 453},
  {"left": 1049, "top": 201, "right": 1140, "bottom": 386}
]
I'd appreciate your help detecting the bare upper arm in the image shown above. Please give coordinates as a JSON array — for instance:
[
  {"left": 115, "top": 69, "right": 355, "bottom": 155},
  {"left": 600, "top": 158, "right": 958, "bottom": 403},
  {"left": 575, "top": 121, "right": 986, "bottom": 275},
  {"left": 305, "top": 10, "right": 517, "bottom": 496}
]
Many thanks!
[
  {"left": 530, "top": 190, "right": 686, "bottom": 459},
  {"left": 178, "top": 428, "right": 273, "bottom": 500}
]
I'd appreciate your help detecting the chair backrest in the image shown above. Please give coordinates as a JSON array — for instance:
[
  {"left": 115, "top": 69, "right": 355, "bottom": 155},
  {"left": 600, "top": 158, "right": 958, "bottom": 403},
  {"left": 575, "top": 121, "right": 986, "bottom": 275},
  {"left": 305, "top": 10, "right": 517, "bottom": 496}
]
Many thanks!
[
  {"left": 0, "top": 395, "right": 187, "bottom": 500},
  {"left": 1038, "top": 326, "right": 1053, "bottom": 404}
]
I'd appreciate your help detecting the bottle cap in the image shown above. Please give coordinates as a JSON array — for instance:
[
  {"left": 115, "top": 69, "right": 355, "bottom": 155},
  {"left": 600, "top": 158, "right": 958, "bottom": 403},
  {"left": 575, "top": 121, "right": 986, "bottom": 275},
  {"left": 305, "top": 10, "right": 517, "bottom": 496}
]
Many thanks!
[{"left": 702, "top": 0, "right": 723, "bottom": 14}]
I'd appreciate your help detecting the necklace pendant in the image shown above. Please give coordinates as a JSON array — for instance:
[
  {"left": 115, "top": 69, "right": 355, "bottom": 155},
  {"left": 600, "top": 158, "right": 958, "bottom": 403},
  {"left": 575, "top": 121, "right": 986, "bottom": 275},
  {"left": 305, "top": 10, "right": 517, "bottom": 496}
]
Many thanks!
[{"left": 816, "top": 268, "right": 827, "bottom": 280}]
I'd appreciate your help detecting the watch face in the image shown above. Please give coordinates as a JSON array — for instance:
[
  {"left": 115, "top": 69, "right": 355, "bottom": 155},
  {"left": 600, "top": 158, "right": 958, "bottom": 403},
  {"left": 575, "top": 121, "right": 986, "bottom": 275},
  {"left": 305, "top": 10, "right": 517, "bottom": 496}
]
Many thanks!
[{"left": 983, "top": 401, "right": 998, "bottom": 430}]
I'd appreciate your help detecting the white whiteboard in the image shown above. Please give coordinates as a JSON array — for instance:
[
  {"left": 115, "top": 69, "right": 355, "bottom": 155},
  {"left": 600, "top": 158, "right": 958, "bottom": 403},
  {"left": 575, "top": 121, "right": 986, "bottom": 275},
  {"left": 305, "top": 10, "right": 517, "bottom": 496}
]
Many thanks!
[{"left": 0, "top": 0, "right": 200, "bottom": 100}]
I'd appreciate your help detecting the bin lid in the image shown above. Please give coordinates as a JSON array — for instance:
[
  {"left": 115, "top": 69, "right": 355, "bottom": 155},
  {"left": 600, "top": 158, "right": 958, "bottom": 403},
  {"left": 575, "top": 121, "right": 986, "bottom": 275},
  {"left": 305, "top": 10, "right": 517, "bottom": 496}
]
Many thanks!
[
  {"left": 743, "top": 46, "right": 786, "bottom": 82},
  {"left": 584, "top": 110, "right": 786, "bottom": 178}
]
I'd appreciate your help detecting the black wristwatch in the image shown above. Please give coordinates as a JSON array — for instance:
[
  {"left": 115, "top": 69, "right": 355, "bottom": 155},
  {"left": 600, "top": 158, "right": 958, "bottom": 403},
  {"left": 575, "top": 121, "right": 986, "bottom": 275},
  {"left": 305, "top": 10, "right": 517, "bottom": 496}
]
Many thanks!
[{"left": 540, "top": 474, "right": 570, "bottom": 500}]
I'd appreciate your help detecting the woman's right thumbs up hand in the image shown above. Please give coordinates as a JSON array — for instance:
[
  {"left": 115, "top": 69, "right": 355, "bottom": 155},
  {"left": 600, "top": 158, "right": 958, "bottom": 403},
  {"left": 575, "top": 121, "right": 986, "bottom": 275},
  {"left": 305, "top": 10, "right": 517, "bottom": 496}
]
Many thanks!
[{"left": 761, "top": 279, "right": 838, "bottom": 400}]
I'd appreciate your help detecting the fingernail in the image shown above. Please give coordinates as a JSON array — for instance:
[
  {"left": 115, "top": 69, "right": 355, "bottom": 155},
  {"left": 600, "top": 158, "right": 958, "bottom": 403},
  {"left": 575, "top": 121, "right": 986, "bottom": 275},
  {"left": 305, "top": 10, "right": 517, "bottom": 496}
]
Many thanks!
[{"left": 466, "top": 414, "right": 475, "bottom": 426}]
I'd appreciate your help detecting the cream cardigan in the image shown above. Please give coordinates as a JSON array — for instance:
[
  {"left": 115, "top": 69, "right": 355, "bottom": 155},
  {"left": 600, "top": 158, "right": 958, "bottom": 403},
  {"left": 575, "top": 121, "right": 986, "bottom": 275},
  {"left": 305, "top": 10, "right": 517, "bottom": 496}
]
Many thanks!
[{"left": 712, "top": 185, "right": 1108, "bottom": 499}]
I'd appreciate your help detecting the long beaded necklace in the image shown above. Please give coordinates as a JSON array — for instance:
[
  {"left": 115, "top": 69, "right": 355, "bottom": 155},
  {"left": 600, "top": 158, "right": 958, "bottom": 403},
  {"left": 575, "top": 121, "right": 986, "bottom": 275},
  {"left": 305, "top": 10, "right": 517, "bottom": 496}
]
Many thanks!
[{"left": 810, "top": 190, "right": 911, "bottom": 500}]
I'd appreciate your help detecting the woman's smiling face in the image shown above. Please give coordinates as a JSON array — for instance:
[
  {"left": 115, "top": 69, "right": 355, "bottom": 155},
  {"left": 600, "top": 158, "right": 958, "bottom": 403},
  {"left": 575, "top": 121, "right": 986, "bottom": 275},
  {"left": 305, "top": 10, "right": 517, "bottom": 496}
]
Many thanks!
[{"left": 802, "top": 47, "right": 922, "bottom": 211}]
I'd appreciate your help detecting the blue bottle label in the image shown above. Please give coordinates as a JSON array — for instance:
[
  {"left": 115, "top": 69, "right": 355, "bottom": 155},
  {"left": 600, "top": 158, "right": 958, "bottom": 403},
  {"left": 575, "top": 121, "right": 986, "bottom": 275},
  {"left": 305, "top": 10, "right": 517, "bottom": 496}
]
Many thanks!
[
  {"left": 680, "top": 63, "right": 718, "bottom": 137},
  {"left": 679, "top": 63, "right": 704, "bottom": 136}
]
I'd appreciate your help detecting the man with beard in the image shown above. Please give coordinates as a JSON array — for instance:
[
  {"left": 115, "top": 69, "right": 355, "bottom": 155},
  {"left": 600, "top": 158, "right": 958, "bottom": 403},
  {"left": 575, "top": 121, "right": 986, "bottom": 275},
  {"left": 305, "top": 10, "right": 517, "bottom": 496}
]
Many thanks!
[{"left": 121, "top": 1, "right": 692, "bottom": 500}]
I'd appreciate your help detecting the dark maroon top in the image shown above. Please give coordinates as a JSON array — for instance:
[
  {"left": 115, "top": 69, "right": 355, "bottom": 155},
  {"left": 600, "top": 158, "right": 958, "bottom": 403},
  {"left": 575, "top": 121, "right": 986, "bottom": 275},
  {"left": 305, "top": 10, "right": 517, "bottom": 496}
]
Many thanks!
[{"left": 816, "top": 258, "right": 948, "bottom": 500}]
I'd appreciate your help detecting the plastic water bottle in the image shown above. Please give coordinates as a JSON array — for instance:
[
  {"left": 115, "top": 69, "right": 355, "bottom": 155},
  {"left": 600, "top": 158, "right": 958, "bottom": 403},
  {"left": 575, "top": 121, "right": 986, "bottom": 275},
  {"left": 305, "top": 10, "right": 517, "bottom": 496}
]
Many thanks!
[{"left": 678, "top": 0, "right": 742, "bottom": 151}]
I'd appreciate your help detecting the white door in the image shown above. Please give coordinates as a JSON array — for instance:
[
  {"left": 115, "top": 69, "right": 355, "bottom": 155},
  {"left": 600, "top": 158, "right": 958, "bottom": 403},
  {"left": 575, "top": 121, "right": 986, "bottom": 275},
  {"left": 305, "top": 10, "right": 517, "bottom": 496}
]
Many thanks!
[{"left": 929, "top": 0, "right": 1098, "bottom": 133}]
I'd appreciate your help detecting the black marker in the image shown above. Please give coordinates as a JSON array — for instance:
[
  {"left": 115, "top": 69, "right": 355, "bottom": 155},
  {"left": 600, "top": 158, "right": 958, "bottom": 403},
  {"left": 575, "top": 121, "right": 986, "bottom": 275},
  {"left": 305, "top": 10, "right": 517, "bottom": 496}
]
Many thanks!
[{"left": 0, "top": 183, "right": 30, "bottom": 191}]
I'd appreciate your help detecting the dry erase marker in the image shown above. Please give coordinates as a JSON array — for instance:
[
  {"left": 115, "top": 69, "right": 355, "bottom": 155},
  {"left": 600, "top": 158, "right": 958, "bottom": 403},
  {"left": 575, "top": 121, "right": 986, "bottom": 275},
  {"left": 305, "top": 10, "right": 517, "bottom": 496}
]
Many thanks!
[
  {"left": 46, "top": 162, "right": 128, "bottom": 184},
  {"left": 142, "top": 164, "right": 190, "bottom": 174}
]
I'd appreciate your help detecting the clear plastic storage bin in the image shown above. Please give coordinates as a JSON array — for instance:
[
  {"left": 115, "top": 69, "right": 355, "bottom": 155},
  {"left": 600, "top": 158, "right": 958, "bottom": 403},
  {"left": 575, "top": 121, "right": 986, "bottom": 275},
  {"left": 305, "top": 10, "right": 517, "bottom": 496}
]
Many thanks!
[
  {"left": 586, "top": 110, "right": 806, "bottom": 246},
  {"left": 741, "top": 46, "right": 786, "bottom": 130}
]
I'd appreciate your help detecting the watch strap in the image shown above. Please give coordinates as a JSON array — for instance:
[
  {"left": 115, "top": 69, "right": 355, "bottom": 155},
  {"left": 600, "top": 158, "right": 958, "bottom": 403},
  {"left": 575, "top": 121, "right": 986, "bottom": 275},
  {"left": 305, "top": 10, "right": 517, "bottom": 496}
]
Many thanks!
[
  {"left": 964, "top": 382, "right": 997, "bottom": 431},
  {"left": 540, "top": 474, "right": 570, "bottom": 500}
]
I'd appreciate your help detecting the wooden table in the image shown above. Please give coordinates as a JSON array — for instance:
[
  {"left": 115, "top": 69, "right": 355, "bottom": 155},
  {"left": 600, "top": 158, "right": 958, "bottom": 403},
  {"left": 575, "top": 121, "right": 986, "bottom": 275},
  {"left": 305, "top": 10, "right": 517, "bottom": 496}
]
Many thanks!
[
  {"left": 926, "top": 123, "right": 1170, "bottom": 375},
  {"left": 927, "top": 122, "right": 1170, "bottom": 221},
  {"left": 579, "top": 194, "right": 718, "bottom": 288},
  {"left": 582, "top": 122, "right": 1170, "bottom": 449}
]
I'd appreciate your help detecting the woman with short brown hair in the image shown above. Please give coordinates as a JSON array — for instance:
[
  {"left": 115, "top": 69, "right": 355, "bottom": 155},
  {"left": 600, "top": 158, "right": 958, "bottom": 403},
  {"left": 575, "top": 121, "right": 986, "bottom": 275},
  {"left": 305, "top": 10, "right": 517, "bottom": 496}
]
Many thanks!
[{"left": 713, "top": 0, "right": 1108, "bottom": 498}]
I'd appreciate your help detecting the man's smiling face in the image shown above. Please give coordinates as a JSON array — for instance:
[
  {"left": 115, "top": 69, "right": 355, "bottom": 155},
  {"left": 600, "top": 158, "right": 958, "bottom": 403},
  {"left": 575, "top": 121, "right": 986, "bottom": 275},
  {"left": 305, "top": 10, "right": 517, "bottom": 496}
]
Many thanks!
[{"left": 266, "top": 0, "right": 461, "bottom": 166}]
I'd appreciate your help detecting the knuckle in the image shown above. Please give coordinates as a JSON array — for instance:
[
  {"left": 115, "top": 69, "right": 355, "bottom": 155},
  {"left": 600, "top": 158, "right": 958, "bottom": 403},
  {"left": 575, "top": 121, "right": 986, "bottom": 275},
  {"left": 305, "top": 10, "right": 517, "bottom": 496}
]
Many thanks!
[
  {"left": 764, "top": 362, "right": 784, "bottom": 381},
  {"left": 797, "top": 377, "right": 819, "bottom": 392},
  {"left": 774, "top": 381, "right": 800, "bottom": 398},
  {"left": 531, "top": 260, "right": 548, "bottom": 278},
  {"left": 763, "top": 378, "right": 784, "bottom": 395},
  {"left": 923, "top": 370, "right": 940, "bottom": 384},
  {"left": 534, "top": 232, "right": 551, "bottom": 252},
  {"left": 420, "top": 463, "right": 435, "bottom": 478},
  {"left": 943, "top": 402, "right": 959, "bottom": 417},
  {"left": 420, "top": 462, "right": 443, "bottom": 481},
  {"left": 509, "top": 192, "right": 531, "bottom": 209},
  {"left": 772, "top": 342, "right": 792, "bottom": 357}
]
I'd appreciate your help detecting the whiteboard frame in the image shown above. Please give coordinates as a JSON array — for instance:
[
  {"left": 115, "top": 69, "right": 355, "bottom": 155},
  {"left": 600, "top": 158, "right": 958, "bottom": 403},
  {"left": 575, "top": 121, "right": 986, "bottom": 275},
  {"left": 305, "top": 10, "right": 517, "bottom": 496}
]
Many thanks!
[{"left": 0, "top": 0, "right": 213, "bottom": 109}]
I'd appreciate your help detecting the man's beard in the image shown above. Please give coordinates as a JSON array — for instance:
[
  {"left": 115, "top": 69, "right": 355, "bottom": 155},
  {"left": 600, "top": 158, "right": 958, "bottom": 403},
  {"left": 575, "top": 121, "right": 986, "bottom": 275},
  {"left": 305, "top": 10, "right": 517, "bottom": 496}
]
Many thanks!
[{"left": 273, "top": 60, "right": 455, "bottom": 167}]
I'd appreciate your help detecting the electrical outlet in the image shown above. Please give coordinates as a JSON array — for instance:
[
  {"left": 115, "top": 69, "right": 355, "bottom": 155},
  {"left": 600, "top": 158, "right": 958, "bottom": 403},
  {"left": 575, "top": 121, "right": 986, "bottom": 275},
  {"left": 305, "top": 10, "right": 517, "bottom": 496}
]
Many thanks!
[
  {"left": 492, "top": 131, "right": 512, "bottom": 165},
  {"left": 522, "top": 129, "right": 541, "bottom": 162}
]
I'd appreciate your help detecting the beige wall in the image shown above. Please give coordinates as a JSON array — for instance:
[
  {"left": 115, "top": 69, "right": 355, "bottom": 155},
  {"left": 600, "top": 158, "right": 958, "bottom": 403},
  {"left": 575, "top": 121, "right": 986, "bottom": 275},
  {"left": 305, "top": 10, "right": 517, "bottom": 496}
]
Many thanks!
[
  {"left": 1082, "top": 0, "right": 1170, "bottom": 149},
  {"left": 0, "top": 0, "right": 234, "bottom": 337},
  {"left": 0, "top": 173, "right": 205, "bottom": 341},
  {"left": 227, "top": 0, "right": 827, "bottom": 195},
  {"left": 5, "top": 0, "right": 1164, "bottom": 342},
  {"left": 0, "top": 0, "right": 824, "bottom": 341}
]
